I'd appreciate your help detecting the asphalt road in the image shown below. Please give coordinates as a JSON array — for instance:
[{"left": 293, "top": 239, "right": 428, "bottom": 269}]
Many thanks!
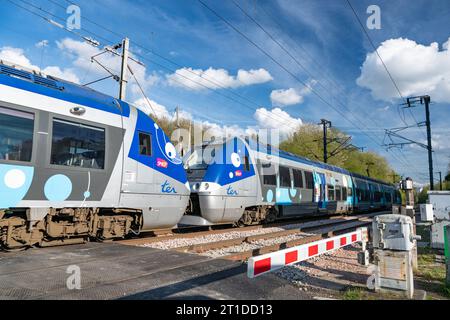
[{"left": 0, "top": 242, "right": 311, "bottom": 300}]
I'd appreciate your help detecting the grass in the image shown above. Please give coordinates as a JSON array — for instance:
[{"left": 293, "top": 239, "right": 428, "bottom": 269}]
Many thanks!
[
  {"left": 417, "top": 247, "right": 447, "bottom": 282},
  {"left": 415, "top": 247, "right": 450, "bottom": 299},
  {"left": 442, "top": 285, "right": 450, "bottom": 298},
  {"left": 342, "top": 287, "right": 405, "bottom": 300},
  {"left": 342, "top": 287, "right": 368, "bottom": 300}
]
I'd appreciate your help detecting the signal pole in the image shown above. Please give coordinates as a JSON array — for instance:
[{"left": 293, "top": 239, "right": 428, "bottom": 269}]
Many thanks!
[
  {"left": 319, "top": 119, "right": 332, "bottom": 163},
  {"left": 119, "top": 37, "right": 129, "bottom": 100}
]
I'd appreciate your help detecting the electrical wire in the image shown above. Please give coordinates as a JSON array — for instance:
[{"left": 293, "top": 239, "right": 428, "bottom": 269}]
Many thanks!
[{"left": 5, "top": 0, "right": 425, "bottom": 178}]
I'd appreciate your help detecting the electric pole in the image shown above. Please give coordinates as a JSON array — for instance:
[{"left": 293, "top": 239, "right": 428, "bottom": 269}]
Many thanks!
[
  {"left": 437, "top": 171, "right": 442, "bottom": 191},
  {"left": 119, "top": 37, "right": 129, "bottom": 100},
  {"left": 175, "top": 106, "right": 180, "bottom": 127},
  {"left": 390, "top": 171, "right": 400, "bottom": 184},
  {"left": 319, "top": 119, "right": 332, "bottom": 163},
  {"left": 366, "top": 161, "right": 375, "bottom": 177},
  {"left": 384, "top": 95, "right": 434, "bottom": 190},
  {"left": 424, "top": 96, "right": 434, "bottom": 190}
]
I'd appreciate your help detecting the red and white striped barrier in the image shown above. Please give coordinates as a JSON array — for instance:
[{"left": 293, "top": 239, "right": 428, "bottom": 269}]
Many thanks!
[{"left": 247, "top": 227, "right": 368, "bottom": 278}]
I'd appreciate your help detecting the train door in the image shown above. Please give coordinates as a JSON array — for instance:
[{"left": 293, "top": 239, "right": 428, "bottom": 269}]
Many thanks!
[
  {"left": 238, "top": 139, "right": 252, "bottom": 194},
  {"left": 314, "top": 171, "right": 326, "bottom": 210},
  {"left": 368, "top": 183, "right": 374, "bottom": 208},
  {"left": 345, "top": 175, "right": 354, "bottom": 213},
  {"left": 121, "top": 108, "right": 155, "bottom": 195}
]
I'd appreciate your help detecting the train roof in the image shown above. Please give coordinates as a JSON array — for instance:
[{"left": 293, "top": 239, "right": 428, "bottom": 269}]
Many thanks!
[
  {"left": 0, "top": 60, "right": 130, "bottom": 117},
  {"left": 244, "top": 137, "right": 393, "bottom": 187}
]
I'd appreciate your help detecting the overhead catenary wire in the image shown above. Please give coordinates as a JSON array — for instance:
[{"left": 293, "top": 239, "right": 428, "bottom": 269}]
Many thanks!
[
  {"left": 345, "top": 0, "right": 427, "bottom": 140},
  {"left": 250, "top": 0, "right": 428, "bottom": 175},
  {"left": 12, "top": 0, "right": 309, "bottom": 132},
  {"left": 242, "top": 1, "right": 428, "bottom": 178},
  {"left": 5, "top": 0, "right": 420, "bottom": 176},
  {"left": 127, "top": 65, "right": 157, "bottom": 116},
  {"left": 197, "top": 0, "right": 420, "bottom": 174},
  {"left": 231, "top": 1, "right": 400, "bottom": 151},
  {"left": 49, "top": 0, "right": 419, "bottom": 162},
  {"left": 197, "top": 0, "right": 380, "bottom": 145}
]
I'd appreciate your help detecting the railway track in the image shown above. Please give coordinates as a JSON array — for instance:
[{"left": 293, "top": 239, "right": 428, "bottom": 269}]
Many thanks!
[
  {"left": 118, "top": 211, "right": 380, "bottom": 246},
  {"left": 119, "top": 211, "right": 386, "bottom": 261}
]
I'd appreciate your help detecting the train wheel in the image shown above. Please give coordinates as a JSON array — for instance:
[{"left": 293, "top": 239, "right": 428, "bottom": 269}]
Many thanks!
[{"left": 0, "top": 217, "right": 43, "bottom": 251}]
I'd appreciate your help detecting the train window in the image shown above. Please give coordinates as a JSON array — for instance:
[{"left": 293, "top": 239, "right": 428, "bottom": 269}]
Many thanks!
[
  {"left": 138, "top": 132, "right": 152, "bottom": 156},
  {"left": 363, "top": 190, "right": 370, "bottom": 201},
  {"left": 293, "top": 169, "right": 303, "bottom": 188},
  {"left": 279, "top": 166, "right": 291, "bottom": 188},
  {"left": 304, "top": 171, "right": 314, "bottom": 189},
  {"left": 0, "top": 106, "right": 34, "bottom": 162},
  {"left": 356, "top": 188, "right": 362, "bottom": 201},
  {"left": 336, "top": 186, "right": 341, "bottom": 201},
  {"left": 385, "top": 192, "right": 392, "bottom": 202},
  {"left": 263, "top": 174, "right": 276, "bottom": 186},
  {"left": 348, "top": 187, "right": 352, "bottom": 196},
  {"left": 327, "top": 184, "right": 335, "bottom": 201},
  {"left": 342, "top": 187, "right": 347, "bottom": 199},
  {"left": 51, "top": 119, "right": 105, "bottom": 169},
  {"left": 374, "top": 191, "right": 381, "bottom": 202},
  {"left": 243, "top": 156, "right": 250, "bottom": 171}
]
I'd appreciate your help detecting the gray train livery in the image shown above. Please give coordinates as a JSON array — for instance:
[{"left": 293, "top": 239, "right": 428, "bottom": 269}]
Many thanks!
[
  {"left": 0, "top": 61, "right": 189, "bottom": 250},
  {"left": 181, "top": 137, "right": 401, "bottom": 226}
]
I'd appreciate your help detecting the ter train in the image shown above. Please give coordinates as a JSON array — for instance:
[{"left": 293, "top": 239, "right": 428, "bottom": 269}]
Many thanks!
[
  {"left": 180, "top": 137, "right": 401, "bottom": 226},
  {"left": 0, "top": 61, "right": 190, "bottom": 250}
]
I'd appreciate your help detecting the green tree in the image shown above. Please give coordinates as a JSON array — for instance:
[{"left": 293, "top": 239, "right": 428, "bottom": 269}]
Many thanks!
[{"left": 280, "top": 125, "right": 397, "bottom": 183}]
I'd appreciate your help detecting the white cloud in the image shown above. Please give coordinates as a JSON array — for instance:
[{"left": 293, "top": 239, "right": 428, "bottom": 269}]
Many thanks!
[
  {"left": 357, "top": 37, "right": 450, "bottom": 103},
  {"left": 0, "top": 47, "right": 38, "bottom": 69},
  {"left": 166, "top": 67, "right": 273, "bottom": 90},
  {"left": 0, "top": 46, "right": 80, "bottom": 84},
  {"left": 254, "top": 107, "right": 303, "bottom": 137},
  {"left": 41, "top": 66, "right": 79, "bottom": 83},
  {"left": 270, "top": 80, "right": 316, "bottom": 106},
  {"left": 270, "top": 88, "right": 303, "bottom": 106},
  {"left": 133, "top": 97, "right": 192, "bottom": 120},
  {"left": 200, "top": 120, "right": 258, "bottom": 140},
  {"left": 35, "top": 40, "right": 49, "bottom": 48}
]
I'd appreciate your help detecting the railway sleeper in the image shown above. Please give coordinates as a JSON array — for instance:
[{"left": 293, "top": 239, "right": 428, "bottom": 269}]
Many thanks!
[{"left": 0, "top": 208, "right": 143, "bottom": 250}]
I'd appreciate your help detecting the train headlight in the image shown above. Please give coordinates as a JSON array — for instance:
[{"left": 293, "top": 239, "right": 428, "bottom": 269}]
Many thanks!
[
  {"left": 204, "top": 183, "right": 209, "bottom": 190},
  {"left": 194, "top": 183, "right": 200, "bottom": 190}
]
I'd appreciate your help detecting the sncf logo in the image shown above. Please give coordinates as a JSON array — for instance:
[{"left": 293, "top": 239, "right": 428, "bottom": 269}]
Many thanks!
[
  {"left": 156, "top": 158, "right": 168, "bottom": 168},
  {"left": 227, "top": 186, "right": 238, "bottom": 196},
  {"left": 161, "top": 180, "right": 176, "bottom": 193}
]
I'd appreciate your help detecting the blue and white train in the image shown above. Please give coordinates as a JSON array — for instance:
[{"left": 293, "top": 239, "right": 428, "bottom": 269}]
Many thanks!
[
  {"left": 181, "top": 137, "right": 401, "bottom": 226},
  {"left": 0, "top": 61, "right": 190, "bottom": 250}
]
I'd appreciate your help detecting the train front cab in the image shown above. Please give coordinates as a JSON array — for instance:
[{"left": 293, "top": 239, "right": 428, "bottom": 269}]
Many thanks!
[{"left": 181, "top": 137, "right": 258, "bottom": 225}]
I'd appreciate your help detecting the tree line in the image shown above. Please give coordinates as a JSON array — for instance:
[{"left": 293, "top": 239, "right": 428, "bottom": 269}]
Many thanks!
[{"left": 152, "top": 114, "right": 399, "bottom": 184}]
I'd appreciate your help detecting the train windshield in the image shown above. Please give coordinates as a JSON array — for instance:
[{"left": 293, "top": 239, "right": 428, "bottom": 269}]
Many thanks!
[{"left": 184, "top": 144, "right": 219, "bottom": 181}]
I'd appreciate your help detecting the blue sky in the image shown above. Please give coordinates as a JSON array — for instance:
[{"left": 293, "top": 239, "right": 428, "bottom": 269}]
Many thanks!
[{"left": 1, "top": 0, "right": 449, "bottom": 184}]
